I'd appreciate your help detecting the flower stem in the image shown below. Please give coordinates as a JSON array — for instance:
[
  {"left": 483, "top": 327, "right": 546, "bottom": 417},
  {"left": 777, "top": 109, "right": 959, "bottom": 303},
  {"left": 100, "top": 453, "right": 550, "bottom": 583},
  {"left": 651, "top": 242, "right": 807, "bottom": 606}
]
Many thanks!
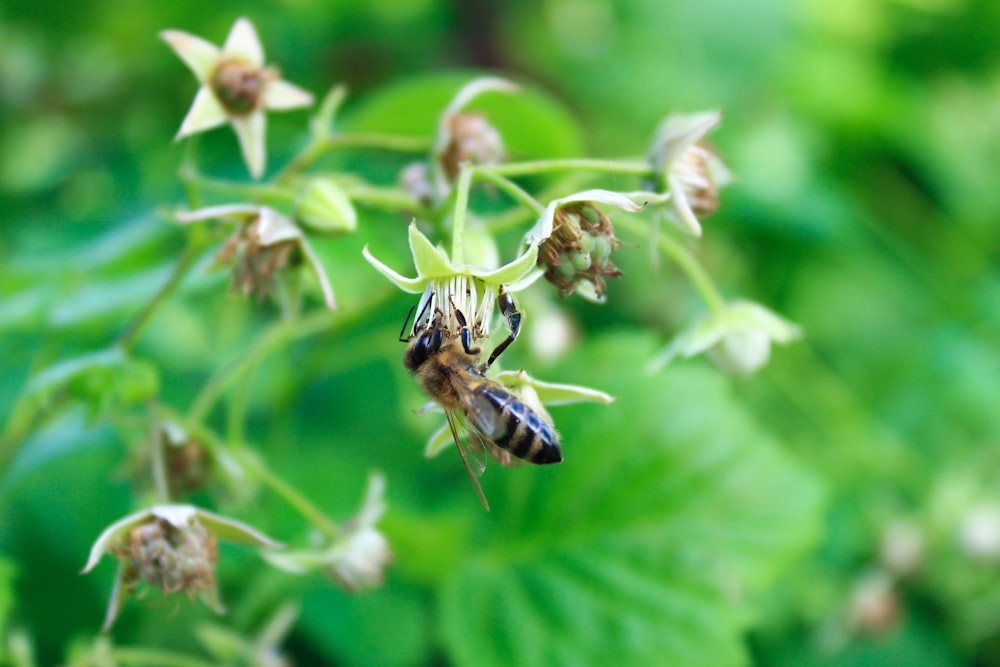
[
  {"left": 239, "top": 451, "right": 341, "bottom": 540},
  {"left": 475, "top": 168, "right": 545, "bottom": 216},
  {"left": 107, "top": 648, "right": 217, "bottom": 667},
  {"left": 488, "top": 158, "right": 652, "bottom": 179},
  {"left": 616, "top": 216, "right": 726, "bottom": 313},
  {"left": 187, "top": 309, "right": 337, "bottom": 425},
  {"left": 450, "top": 166, "right": 474, "bottom": 263},
  {"left": 148, "top": 403, "right": 170, "bottom": 504},
  {"left": 274, "top": 133, "right": 431, "bottom": 186}
]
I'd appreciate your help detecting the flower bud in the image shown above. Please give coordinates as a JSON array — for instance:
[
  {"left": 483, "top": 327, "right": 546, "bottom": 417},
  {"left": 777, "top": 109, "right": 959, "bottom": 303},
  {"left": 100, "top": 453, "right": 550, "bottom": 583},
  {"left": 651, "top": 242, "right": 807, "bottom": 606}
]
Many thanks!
[
  {"left": 400, "top": 162, "right": 434, "bottom": 206},
  {"left": 847, "top": 570, "right": 900, "bottom": 635},
  {"left": 439, "top": 112, "right": 506, "bottom": 180},
  {"left": 959, "top": 503, "right": 1000, "bottom": 561},
  {"left": 296, "top": 178, "right": 357, "bottom": 233}
]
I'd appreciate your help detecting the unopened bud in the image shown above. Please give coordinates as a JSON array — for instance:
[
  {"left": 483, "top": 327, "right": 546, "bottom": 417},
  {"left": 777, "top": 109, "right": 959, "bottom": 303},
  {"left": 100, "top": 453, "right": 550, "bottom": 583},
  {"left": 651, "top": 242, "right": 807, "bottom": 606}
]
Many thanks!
[
  {"left": 296, "top": 178, "right": 357, "bottom": 233},
  {"left": 439, "top": 112, "right": 506, "bottom": 180}
]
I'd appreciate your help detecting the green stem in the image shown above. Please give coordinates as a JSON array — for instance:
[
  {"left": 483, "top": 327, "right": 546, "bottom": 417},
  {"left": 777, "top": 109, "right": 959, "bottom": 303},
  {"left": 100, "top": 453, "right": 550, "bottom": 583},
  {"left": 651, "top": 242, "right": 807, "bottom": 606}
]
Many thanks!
[
  {"left": 187, "top": 309, "right": 337, "bottom": 425},
  {"left": 475, "top": 168, "right": 545, "bottom": 216},
  {"left": 274, "top": 133, "right": 431, "bottom": 186},
  {"left": 451, "top": 166, "right": 474, "bottom": 263},
  {"left": 107, "top": 648, "right": 216, "bottom": 667},
  {"left": 616, "top": 216, "right": 726, "bottom": 313},
  {"left": 117, "top": 239, "right": 204, "bottom": 350},
  {"left": 488, "top": 158, "right": 652, "bottom": 179},
  {"left": 239, "top": 452, "right": 341, "bottom": 539},
  {"left": 148, "top": 403, "right": 169, "bottom": 503}
]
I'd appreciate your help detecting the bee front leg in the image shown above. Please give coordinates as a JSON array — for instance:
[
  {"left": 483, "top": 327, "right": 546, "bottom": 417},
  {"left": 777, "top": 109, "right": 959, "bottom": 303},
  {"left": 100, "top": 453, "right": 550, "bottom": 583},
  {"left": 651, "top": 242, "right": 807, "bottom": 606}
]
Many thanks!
[{"left": 485, "top": 288, "right": 521, "bottom": 370}]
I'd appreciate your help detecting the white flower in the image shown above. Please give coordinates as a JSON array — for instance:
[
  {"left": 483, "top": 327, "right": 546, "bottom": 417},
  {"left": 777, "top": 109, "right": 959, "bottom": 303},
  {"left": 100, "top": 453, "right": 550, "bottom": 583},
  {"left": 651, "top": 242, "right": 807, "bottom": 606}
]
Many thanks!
[
  {"left": 176, "top": 204, "right": 336, "bottom": 309},
  {"left": 363, "top": 221, "right": 541, "bottom": 340},
  {"left": 648, "top": 111, "right": 731, "bottom": 236},
  {"left": 650, "top": 300, "right": 802, "bottom": 376},
  {"left": 161, "top": 18, "right": 314, "bottom": 178}
]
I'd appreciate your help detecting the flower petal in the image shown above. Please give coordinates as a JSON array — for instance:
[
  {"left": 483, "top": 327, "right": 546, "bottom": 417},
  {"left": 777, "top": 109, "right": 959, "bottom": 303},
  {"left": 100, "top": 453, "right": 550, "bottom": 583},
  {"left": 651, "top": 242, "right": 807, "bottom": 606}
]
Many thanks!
[
  {"left": 556, "top": 188, "right": 649, "bottom": 212},
  {"left": 256, "top": 207, "right": 302, "bottom": 245},
  {"left": 81, "top": 507, "right": 156, "bottom": 573},
  {"left": 195, "top": 507, "right": 283, "bottom": 548},
  {"left": 354, "top": 472, "right": 387, "bottom": 527},
  {"left": 175, "top": 86, "right": 228, "bottom": 139},
  {"left": 494, "top": 370, "right": 616, "bottom": 405},
  {"left": 408, "top": 221, "right": 455, "bottom": 279},
  {"left": 264, "top": 79, "right": 315, "bottom": 110},
  {"left": 231, "top": 111, "right": 267, "bottom": 179},
  {"left": 667, "top": 174, "right": 704, "bottom": 237},
  {"left": 362, "top": 245, "right": 425, "bottom": 293},
  {"left": 655, "top": 110, "right": 723, "bottom": 168},
  {"left": 160, "top": 29, "right": 220, "bottom": 82},
  {"left": 222, "top": 17, "right": 264, "bottom": 67},
  {"left": 474, "top": 243, "right": 539, "bottom": 286},
  {"left": 174, "top": 203, "right": 261, "bottom": 224},
  {"left": 101, "top": 562, "right": 130, "bottom": 631}
]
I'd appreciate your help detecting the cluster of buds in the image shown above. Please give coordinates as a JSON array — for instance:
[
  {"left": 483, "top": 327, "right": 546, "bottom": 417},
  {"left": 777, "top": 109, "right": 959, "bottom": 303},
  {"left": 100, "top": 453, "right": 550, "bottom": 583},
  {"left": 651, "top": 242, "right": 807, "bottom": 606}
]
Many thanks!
[{"left": 538, "top": 202, "right": 624, "bottom": 299}]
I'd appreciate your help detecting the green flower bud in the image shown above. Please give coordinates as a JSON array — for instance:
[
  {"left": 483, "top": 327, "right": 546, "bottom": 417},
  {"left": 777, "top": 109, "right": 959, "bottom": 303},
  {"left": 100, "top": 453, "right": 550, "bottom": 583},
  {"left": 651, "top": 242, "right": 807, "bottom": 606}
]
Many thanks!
[{"left": 296, "top": 178, "right": 357, "bottom": 234}]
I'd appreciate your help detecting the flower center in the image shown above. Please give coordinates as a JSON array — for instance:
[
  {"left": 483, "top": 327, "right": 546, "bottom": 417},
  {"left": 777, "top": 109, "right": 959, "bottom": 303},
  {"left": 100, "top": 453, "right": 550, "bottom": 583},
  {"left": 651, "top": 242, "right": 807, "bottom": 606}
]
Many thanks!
[{"left": 210, "top": 59, "right": 276, "bottom": 116}]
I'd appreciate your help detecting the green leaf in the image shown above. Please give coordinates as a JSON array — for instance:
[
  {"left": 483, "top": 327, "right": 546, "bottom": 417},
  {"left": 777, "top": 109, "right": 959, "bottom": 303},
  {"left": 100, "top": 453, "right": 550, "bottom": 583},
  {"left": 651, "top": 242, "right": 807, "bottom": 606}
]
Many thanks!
[{"left": 439, "top": 332, "right": 823, "bottom": 667}]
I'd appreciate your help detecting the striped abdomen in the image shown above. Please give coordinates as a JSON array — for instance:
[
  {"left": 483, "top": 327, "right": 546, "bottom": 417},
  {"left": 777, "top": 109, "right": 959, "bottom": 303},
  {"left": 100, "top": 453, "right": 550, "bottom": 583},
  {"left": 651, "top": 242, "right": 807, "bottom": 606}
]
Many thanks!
[{"left": 475, "top": 384, "right": 562, "bottom": 464}]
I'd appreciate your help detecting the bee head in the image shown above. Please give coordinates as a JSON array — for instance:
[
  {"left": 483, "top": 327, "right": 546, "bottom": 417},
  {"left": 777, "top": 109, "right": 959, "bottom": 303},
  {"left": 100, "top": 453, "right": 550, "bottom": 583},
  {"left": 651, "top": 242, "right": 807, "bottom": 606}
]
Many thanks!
[{"left": 404, "top": 326, "right": 443, "bottom": 371}]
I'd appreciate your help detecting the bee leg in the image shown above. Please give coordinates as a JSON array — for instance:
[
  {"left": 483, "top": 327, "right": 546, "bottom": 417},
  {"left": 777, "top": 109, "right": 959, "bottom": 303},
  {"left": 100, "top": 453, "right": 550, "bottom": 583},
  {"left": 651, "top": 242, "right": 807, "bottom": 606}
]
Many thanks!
[
  {"left": 449, "top": 298, "right": 481, "bottom": 356},
  {"left": 485, "top": 289, "right": 521, "bottom": 369},
  {"left": 398, "top": 304, "right": 416, "bottom": 342}
]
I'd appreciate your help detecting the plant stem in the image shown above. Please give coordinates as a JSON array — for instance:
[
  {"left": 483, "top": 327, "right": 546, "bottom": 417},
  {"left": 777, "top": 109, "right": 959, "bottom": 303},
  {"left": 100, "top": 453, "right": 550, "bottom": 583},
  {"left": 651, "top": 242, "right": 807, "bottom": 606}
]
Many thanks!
[
  {"left": 475, "top": 168, "right": 545, "bottom": 216},
  {"left": 451, "top": 166, "right": 474, "bottom": 263},
  {"left": 274, "top": 133, "right": 431, "bottom": 186},
  {"left": 488, "top": 158, "right": 652, "bottom": 179},
  {"left": 616, "top": 216, "right": 726, "bottom": 313},
  {"left": 187, "top": 309, "right": 337, "bottom": 425},
  {"left": 239, "top": 451, "right": 341, "bottom": 539},
  {"left": 107, "top": 648, "right": 217, "bottom": 667},
  {"left": 148, "top": 403, "right": 169, "bottom": 504}
]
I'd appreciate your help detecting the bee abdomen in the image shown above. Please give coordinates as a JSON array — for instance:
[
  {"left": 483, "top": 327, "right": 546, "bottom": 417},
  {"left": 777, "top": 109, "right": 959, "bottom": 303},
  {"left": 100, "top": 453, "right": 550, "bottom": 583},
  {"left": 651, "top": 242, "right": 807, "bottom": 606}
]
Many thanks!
[{"left": 479, "top": 386, "right": 562, "bottom": 464}]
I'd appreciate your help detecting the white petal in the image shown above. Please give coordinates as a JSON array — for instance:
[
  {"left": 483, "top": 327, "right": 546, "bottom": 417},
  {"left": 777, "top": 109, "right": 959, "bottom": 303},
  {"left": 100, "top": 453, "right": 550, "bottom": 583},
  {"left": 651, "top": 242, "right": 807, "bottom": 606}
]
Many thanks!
[
  {"left": 667, "top": 174, "right": 703, "bottom": 237},
  {"left": 256, "top": 207, "right": 302, "bottom": 244},
  {"left": 555, "top": 188, "right": 648, "bottom": 212},
  {"left": 175, "top": 86, "right": 228, "bottom": 139},
  {"left": 264, "top": 79, "right": 315, "bottom": 110},
  {"left": 655, "top": 110, "right": 723, "bottom": 167},
  {"left": 160, "top": 29, "right": 220, "bottom": 82},
  {"left": 223, "top": 17, "right": 264, "bottom": 67},
  {"left": 231, "top": 111, "right": 267, "bottom": 179}
]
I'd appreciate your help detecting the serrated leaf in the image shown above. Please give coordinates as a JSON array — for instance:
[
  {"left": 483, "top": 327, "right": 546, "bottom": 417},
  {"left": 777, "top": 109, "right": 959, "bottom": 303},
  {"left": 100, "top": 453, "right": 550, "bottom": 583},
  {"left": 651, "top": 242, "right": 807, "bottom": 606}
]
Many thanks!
[{"left": 439, "top": 332, "right": 823, "bottom": 667}]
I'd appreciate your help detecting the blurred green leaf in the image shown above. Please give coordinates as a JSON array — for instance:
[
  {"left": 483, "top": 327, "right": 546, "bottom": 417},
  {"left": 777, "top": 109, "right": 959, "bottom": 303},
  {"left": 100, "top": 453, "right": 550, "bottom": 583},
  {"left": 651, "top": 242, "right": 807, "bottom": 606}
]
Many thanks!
[{"left": 440, "top": 332, "right": 823, "bottom": 667}]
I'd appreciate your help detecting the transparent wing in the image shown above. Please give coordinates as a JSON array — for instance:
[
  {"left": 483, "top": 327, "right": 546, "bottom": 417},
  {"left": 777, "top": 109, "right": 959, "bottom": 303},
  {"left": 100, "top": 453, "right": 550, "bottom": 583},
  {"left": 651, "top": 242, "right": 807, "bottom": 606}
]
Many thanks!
[
  {"left": 444, "top": 410, "right": 490, "bottom": 511},
  {"left": 456, "top": 386, "right": 497, "bottom": 437}
]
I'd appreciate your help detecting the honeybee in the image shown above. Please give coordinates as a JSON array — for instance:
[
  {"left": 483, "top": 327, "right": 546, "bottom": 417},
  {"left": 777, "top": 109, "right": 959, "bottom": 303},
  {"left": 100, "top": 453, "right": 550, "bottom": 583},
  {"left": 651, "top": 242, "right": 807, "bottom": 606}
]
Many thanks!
[{"left": 402, "top": 290, "right": 561, "bottom": 510}]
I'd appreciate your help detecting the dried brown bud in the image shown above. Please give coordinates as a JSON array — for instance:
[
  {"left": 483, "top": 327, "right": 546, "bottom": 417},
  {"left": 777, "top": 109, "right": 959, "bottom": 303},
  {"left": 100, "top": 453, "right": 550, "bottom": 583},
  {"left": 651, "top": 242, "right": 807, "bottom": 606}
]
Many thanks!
[
  {"left": 112, "top": 515, "right": 218, "bottom": 597},
  {"left": 439, "top": 112, "right": 506, "bottom": 180},
  {"left": 218, "top": 216, "right": 300, "bottom": 301},
  {"left": 210, "top": 59, "right": 279, "bottom": 116}
]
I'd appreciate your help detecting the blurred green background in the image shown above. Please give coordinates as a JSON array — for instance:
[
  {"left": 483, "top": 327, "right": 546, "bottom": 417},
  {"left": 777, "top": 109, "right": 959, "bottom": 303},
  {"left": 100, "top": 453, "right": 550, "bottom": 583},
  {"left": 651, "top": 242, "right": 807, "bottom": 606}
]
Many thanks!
[{"left": 2, "top": 0, "right": 1000, "bottom": 665}]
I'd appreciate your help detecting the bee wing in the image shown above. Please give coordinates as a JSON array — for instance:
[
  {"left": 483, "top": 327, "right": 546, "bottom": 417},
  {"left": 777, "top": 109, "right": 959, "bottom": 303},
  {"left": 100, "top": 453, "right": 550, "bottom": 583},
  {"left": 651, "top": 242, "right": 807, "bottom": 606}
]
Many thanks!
[
  {"left": 456, "top": 387, "right": 498, "bottom": 438},
  {"left": 444, "top": 410, "right": 490, "bottom": 512}
]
